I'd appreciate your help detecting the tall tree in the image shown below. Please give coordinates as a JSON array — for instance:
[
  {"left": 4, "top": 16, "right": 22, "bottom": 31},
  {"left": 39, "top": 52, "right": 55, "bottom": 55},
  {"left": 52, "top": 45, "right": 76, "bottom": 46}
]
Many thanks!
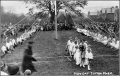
[{"left": 25, "top": 0, "right": 88, "bottom": 24}]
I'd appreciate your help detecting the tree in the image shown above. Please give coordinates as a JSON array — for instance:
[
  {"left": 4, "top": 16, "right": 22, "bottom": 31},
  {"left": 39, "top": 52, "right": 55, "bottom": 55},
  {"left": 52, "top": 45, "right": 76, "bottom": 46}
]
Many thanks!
[{"left": 25, "top": 0, "right": 88, "bottom": 24}]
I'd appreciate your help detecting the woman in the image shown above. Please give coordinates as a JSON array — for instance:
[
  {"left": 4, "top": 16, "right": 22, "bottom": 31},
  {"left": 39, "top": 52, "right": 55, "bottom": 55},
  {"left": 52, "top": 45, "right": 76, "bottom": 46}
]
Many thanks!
[
  {"left": 84, "top": 45, "right": 93, "bottom": 70},
  {"left": 66, "top": 37, "right": 72, "bottom": 54},
  {"left": 72, "top": 40, "right": 79, "bottom": 57},
  {"left": 21, "top": 52, "right": 37, "bottom": 74},
  {"left": 74, "top": 46, "right": 82, "bottom": 66},
  {"left": 68, "top": 39, "right": 74, "bottom": 57}
]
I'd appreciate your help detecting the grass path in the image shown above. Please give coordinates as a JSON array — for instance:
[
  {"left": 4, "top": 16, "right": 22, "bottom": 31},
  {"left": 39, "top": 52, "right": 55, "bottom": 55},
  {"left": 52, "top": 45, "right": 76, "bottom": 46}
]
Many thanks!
[{"left": 0, "top": 30, "right": 119, "bottom": 75}]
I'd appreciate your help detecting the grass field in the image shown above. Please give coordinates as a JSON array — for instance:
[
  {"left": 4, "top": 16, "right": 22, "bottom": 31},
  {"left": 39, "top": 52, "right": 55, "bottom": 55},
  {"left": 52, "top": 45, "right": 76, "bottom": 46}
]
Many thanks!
[{"left": 0, "top": 30, "right": 119, "bottom": 75}]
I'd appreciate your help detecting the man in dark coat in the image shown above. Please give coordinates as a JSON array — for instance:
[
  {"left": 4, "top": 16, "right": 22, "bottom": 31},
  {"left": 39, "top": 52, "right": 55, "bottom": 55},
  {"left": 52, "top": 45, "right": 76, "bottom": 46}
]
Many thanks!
[
  {"left": 21, "top": 53, "right": 37, "bottom": 73},
  {"left": 21, "top": 41, "right": 37, "bottom": 74}
]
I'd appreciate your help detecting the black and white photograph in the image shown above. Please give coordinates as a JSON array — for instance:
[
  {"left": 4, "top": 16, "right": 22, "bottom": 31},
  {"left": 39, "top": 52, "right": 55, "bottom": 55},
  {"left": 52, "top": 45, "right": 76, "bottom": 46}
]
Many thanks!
[{"left": 0, "top": 0, "right": 119, "bottom": 76}]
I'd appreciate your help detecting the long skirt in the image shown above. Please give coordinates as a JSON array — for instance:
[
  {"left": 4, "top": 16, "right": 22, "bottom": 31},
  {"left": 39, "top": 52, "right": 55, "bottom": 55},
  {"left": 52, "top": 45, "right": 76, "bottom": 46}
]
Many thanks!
[
  {"left": 72, "top": 48, "right": 76, "bottom": 55},
  {"left": 84, "top": 52, "right": 93, "bottom": 65},
  {"left": 74, "top": 50, "right": 81, "bottom": 65},
  {"left": 68, "top": 46, "right": 73, "bottom": 56}
]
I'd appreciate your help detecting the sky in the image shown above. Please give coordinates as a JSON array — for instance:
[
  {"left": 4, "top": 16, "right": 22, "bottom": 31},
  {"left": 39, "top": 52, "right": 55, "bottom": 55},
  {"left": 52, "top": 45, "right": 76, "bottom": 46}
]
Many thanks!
[
  {"left": 1, "top": 0, "right": 119, "bottom": 15},
  {"left": 1, "top": 1, "right": 28, "bottom": 14},
  {"left": 1, "top": 1, "right": 36, "bottom": 15}
]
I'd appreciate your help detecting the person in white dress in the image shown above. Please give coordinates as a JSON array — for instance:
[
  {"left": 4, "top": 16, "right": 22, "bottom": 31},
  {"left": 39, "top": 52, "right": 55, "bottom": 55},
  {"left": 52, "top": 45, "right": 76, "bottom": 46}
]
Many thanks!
[
  {"left": 66, "top": 37, "right": 72, "bottom": 54},
  {"left": 72, "top": 40, "right": 79, "bottom": 57},
  {"left": 66, "top": 37, "right": 72, "bottom": 51},
  {"left": 74, "top": 46, "right": 82, "bottom": 66},
  {"left": 83, "top": 42, "right": 93, "bottom": 70},
  {"left": 67, "top": 37, "right": 74, "bottom": 57}
]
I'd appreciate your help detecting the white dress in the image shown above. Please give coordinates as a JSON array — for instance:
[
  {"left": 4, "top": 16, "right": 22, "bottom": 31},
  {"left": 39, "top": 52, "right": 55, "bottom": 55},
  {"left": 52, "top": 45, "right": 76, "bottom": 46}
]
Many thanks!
[
  {"left": 69, "top": 42, "right": 74, "bottom": 55},
  {"left": 67, "top": 40, "right": 71, "bottom": 49},
  {"left": 85, "top": 50, "right": 93, "bottom": 59},
  {"left": 83, "top": 50, "right": 93, "bottom": 65},
  {"left": 72, "top": 43, "right": 78, "bottom": 55},
  {"left": 74, "top": 49, "right": 82, "bottom": 65}
]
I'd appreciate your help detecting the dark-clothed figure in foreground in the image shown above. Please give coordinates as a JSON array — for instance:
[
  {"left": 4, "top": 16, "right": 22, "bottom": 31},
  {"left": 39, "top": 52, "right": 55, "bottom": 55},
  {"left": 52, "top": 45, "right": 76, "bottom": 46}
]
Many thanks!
[{"left": 21, "top": 41, "right": 37, "bottom": 74}]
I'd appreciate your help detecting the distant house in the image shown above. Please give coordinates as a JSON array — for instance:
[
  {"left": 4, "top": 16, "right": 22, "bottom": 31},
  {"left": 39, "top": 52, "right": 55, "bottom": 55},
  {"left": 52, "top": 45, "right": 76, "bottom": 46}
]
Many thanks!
[
  {"left": 88, "top": 6, "right": 119, "bottom": 22},
  {"left": 99, "top": 6, "right": 119, "bottom": 22}
]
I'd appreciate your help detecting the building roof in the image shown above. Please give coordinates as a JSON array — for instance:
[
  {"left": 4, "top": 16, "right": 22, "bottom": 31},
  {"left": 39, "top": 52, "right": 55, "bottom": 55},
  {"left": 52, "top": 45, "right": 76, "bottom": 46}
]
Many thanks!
[{"left": 101, "top": 6, "right": 118, "bottom": 13}]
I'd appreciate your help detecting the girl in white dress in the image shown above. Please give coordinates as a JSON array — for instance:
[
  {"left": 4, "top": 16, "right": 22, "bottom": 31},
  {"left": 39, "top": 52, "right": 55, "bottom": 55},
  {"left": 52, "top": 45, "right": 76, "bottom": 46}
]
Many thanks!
[
  {"left": 66, "top": 37, "right": 72, "bottom": 54},
  {"left": 72, "top": 39, "right": 79, "bottom": 57},
  {"left": 74, "top": 46, "right": 82, "bottom": 66},
  {"left": 85, "top": 46, "right": 93, "bottom": 60},
  {"left": 84, "top": 45, "right": 93, "bottom": 70},
  {"left": 68, "top": 39, "right": 74, "bottom": 57}
]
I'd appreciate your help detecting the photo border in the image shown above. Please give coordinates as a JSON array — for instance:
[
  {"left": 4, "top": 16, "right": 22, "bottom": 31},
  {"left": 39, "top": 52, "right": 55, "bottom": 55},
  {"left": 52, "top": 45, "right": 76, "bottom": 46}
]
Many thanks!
[{"left": 0, "top": 0, "right": 119, "bottom": 76}]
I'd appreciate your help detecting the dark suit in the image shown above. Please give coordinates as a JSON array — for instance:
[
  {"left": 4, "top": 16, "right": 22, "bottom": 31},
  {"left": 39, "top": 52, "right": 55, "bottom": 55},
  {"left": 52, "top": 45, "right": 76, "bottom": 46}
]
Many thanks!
[{"left": 22, "top": 46, "right": 37, "bottom": 73}]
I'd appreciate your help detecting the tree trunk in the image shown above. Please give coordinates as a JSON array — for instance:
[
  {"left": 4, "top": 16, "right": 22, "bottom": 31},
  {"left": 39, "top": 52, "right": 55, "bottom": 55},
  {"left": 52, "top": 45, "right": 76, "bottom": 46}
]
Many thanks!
[
  {"left": 48, "top": 1, "right": 55, "bottom": 24},
  {"left": 50, "top": 11, "right": 55, "bottom": 24}
]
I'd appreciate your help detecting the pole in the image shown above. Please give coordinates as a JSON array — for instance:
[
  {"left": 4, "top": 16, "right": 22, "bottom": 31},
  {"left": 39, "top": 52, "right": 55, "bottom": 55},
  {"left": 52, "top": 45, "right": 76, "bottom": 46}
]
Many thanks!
[{"left": 54, "top": 0, "right": 58, "bottom": 39}]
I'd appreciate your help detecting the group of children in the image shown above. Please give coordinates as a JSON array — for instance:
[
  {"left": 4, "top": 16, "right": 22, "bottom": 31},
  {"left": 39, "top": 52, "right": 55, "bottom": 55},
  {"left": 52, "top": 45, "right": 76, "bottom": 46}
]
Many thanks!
[{"left": 66, "top": 37, "right": 93, "bottom": 70}]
